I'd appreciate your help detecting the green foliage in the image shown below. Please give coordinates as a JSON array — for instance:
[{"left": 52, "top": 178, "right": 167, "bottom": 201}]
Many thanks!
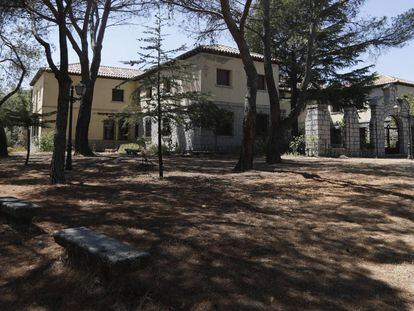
[
  {"left": 37, "top": 131, "right": 54, "bottom": 152},
  {"left": 404, "top": 95, "right": 414, "bottom": 116},
  {"left": 186, "top": 101, "right": 233, "bottom": 133},
  {"left": 289, "top": 135, "right": 306, "bottom": 155},
  {"left": 247, "top": 0, "right": 414, "bottom": 112},
  {"left": 0, "top": 91, "right": 55, "bottom": 129}
]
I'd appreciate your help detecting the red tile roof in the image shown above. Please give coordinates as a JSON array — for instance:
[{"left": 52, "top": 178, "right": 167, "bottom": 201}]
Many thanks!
[{"left": 30, "top": 64, "right": 143, "bottom": 86}]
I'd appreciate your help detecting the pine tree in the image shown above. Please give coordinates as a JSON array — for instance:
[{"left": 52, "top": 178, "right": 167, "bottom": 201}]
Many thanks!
[{"left": 124, "top": 1, "right": 208, "bottom": 178}]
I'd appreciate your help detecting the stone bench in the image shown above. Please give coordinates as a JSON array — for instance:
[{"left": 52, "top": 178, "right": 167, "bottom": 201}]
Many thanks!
[
  {"left": 0, "top": 197, "right": 42, "bottom": 224},
  {"left": 53, "top": 227, "right": 150, "bottom": 277}
]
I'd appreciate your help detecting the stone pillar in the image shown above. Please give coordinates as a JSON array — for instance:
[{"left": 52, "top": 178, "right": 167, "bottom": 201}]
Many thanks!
[
  {"left": 305, "top": 104, "right": 331, "bottom": 156},
  {"left": 343, "top": 107, "right": 360, "bottom": 156},
  {"left": 369, "top": 104, "right": 385, "bottom": 157}
]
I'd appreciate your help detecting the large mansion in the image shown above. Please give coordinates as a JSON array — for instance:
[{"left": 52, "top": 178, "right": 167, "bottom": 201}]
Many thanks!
[
  {"left": 30, "top": 45, "right": 282, "bottom": 152},
  {"left": 31, "top": 44, "right": 414, "bottom": 157}
]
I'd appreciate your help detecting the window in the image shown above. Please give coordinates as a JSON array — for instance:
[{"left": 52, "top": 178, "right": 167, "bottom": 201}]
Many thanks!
[
  {"left": 216, "top": 112, "right": 234, "bottom": 136},
  {"left": 164, "top": 81, "right": 171, "bottom": 93},
  {"left": 146, "top": 87, "right": 153, "bottom": 99},
  {"left": 256, "top": 114, "right": 269, "bottom": 136},
  {"left": 118, "top": 119, "right": 129, "bottom": 140},
  {"left": 112, "top": 89, "right": 124, "bottom": 102},
  {"left": 134, "top": 123, "right": 139, "bottom": 138},
  {"left": 145, "top": 118, "right": 152, "bottom": 137},
  {"left": 258, "top": 75, "right": 266, "bottom": 90},
  {"left": 216, "top": 69, "right": 231, "bottom": 86},
  {"left": 161, "top": 117, "right": 172, "bottom": 136},
  {"left": 330, "top": 127, "right": 342, "bottom": 147},
  {"left": 103, "top": 119, "right": 115, "bottom": 140},
  {"left": 331, "top": 105, "right": 341, "bottom": 113}
]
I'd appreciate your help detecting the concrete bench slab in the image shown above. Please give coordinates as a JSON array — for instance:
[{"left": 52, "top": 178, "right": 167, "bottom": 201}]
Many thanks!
[
  {"left": 0, "top": 198, "right": 42, "bottom": 223},
  {"left": 53, "top": 227, "right": 149, "bottom": 275},
  {"left": 0, "top": 197, "right": 21, "bottom": 205}
]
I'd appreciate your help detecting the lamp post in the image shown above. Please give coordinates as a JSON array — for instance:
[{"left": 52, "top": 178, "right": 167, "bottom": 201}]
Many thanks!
[{"left": 66, "top": 82, "right": 86, "bottom": 170}]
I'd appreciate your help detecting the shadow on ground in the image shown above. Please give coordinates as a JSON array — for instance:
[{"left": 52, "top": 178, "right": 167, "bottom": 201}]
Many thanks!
[{"left": 0, "top": 154, "right": 413, "bottom": 310}]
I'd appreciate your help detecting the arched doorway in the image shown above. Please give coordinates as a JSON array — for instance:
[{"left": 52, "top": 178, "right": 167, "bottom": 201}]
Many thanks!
[{"left": 384, "top": 115, "right": 401, "bottom": 154}]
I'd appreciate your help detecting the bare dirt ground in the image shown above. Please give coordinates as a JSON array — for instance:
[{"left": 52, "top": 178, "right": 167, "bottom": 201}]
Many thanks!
[{"left": 0, "top": 153, "right": 413, "bottom": 311}]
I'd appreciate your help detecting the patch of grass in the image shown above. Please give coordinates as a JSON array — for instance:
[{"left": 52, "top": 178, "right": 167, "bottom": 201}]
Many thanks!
[
  {"left": 118, "top": 143, "right": 142, "bottom": 155},
  {"left": 7, "top": 146, "right": 26, "bottom": 153}
]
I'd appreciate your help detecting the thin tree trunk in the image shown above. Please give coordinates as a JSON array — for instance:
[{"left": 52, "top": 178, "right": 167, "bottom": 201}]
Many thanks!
[
  {"left": 25, "top": 126, "right": 30, "bottom": 166},
  {"left": 50, "top": 78, "right": 71, "bottom": 184},
  {"left": 0, "top": 123, "right": 8, "bottom": 157}
]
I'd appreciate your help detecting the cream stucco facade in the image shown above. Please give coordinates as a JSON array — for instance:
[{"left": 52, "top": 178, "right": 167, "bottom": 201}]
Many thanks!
[{"left": 31, "top": 45, "right": 281, "bottom": 152}]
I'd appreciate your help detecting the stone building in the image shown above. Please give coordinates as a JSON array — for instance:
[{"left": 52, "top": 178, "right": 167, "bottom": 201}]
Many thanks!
[{"left": 305, "top": 75, "right": 414, "bottom": 157}]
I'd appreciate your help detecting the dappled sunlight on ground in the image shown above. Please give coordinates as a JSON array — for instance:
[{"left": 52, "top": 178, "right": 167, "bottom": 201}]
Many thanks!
[{"left": 0, "top": 153, "right": 413, "bottom": 310}]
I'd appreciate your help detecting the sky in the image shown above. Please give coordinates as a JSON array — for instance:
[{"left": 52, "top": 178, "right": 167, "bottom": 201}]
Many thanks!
[{"left": 50, "top": 0, "right": 414, "bottom": 81}]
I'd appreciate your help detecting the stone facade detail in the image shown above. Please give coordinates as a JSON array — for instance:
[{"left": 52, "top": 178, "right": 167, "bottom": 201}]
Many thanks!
[
  {"left": 305, "top": 83, "right": 412, "bottom": 158},
  {"left": 305, "top": 104, "right": 331, "bottom": 156},
  {"left": 343, "top": 107, "right": 360, "bottom": 156}
]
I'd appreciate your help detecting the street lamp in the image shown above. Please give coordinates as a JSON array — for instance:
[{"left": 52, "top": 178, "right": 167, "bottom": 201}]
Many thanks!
[{"left": 66, "top": 82, "right": 86, "bottom": 170}]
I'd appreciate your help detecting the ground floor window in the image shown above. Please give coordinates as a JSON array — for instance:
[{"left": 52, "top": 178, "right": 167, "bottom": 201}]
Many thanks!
[
  {"left": 162, "top": 117, "right": 171, "bottom": 137},
  {"left": 103, "top": 119, "right": 115, "bottom": 140},
  {"left": 256, "top": 113, "right": 269, "bottom": 137},
  {"left": 145, "top": 118, "right": 152, "bottom": 137},
  {"left": 216, "top": 112, "right": 234, "bottom": 136},
  {"left": 134, "top": 123, "right": 139, "bottom": 138},
  {"left": 118, "top": 119, "right": 129, "bottom": 141}
]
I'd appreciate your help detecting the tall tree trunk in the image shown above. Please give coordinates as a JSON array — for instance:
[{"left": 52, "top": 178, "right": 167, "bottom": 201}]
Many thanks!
[
  {"left": 0, "top": 123, "right": 8, "bottom": 157},
  {"left": 290, "top": 57, "right": 299, "bottom": 137},
  {"left": 25, "top": 126, "right": 30, "bottom": 166},
  {"left": 71, "top": 0, "right": 111, "bottom": 156},
  {"left": 50, "top": 78, "right": 71, "bottom": 184},
  {"left": 75, "top": 78, "right": 95, "bottom": 156},
  {"left": 235, "top": 83, "right": 257, "bottom": 171},
  {"left": 262, "top": 0, "right": 282, "bottom": 164},
  {"left": 217, "top": 0, "right": 257, "bottom": 171}
]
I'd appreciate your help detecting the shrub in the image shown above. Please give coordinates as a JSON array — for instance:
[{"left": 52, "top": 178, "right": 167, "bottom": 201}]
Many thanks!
[
  {"left": 37, "top": 131, "right": 54, "bottom": 152},
  {"left": 289, "top": 135, "right": 306, "bottom": 155}
]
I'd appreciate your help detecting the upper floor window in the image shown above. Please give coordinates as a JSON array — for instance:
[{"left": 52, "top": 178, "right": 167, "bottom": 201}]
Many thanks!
[
  {"left": 258, "top": 75, "right": 266, "bottom": 90},
  {"left": 217, "top": 69, "right": 231, "bottom": 86},
  {"left": 164, "top": 81, "right": 172, "bottom": 93},
  {"left": 146, "top": 87, "right": 153, "bottom": 99},
  {"left": 112, "top": 89, "right": 124, "bottom": 102}
]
